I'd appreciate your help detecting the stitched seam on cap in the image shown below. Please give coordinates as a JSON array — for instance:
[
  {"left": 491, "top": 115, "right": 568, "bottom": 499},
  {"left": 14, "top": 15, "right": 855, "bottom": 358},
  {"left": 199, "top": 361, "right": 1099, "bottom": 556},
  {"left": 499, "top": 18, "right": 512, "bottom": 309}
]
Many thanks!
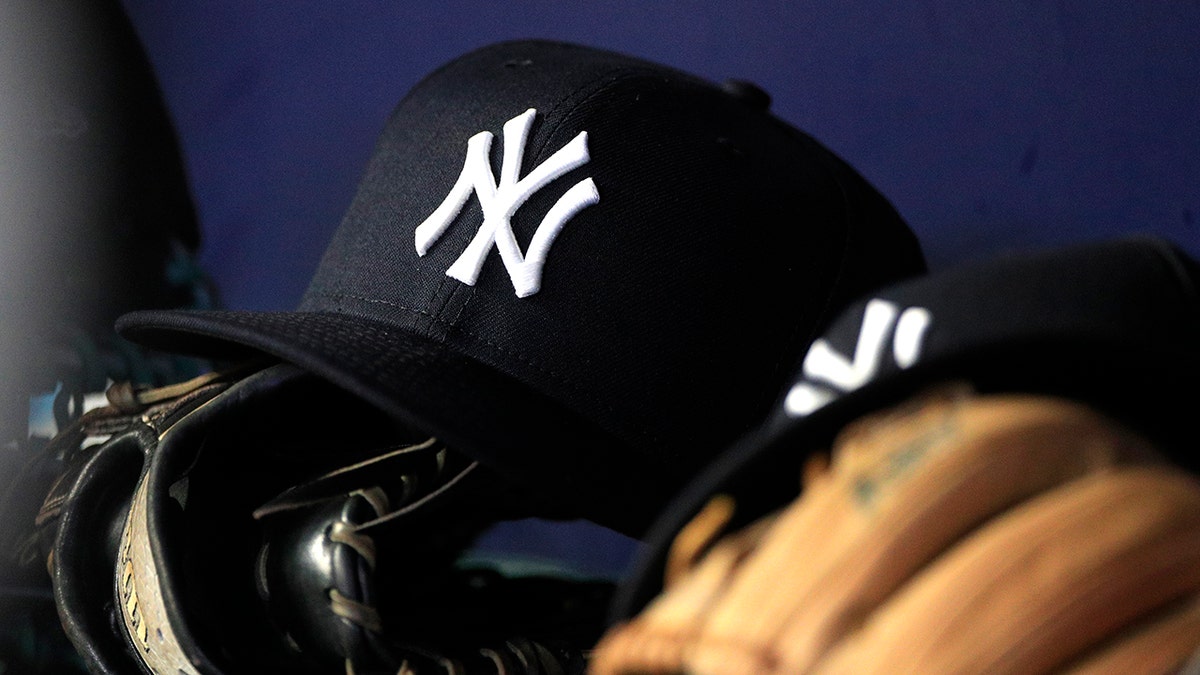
[
  {"left": 304, "top": 289, "right": 619, "bottom": 403},
  {"left": 431, "top": 68, "right": 670, "bottom": 440},
  {"left": 533, "top": 66, "right": 664, "bottom": 159},
  {"left": 312, "top": 285, "right": 638, "bottom": 427},
  {"left": 429, "top": 282, "right": 463, "bottom": 342},
  {"left": 421, "top": 274, "right": 453, "bottom": 327},
  {"left": 441, "top": 285, "right": 475, "bottom": 344},
  {"left": 307, "top": 290, "right": 439, "bottom": 320}
]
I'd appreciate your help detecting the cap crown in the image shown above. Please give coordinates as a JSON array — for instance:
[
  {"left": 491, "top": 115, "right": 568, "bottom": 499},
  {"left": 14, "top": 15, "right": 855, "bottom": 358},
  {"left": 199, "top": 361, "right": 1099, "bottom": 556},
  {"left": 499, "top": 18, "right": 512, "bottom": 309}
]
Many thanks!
[{"left": 301, "top": 40, "right": 923, "bottom": 461}]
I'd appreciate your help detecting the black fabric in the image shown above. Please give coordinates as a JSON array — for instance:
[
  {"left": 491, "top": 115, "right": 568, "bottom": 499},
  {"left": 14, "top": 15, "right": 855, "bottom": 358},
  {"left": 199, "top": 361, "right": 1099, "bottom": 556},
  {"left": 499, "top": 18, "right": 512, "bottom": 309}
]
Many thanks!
[
  {"left": 118, "top": 40, "right": 925, "bottom": 535},
  {"left": 610, "top": 235, "right": 1200, "bottom": 619}
]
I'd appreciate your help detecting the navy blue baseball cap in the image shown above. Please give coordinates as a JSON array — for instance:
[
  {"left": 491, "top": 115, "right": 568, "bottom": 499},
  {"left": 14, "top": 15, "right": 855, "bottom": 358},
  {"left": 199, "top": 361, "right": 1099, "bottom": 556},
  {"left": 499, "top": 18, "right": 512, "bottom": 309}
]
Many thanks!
[
  {"left": 610, "top": 235, "right": 1200, "bottom": 614},
  {"left": 117, "top": 40, "right": 926, "bottom": 535}
]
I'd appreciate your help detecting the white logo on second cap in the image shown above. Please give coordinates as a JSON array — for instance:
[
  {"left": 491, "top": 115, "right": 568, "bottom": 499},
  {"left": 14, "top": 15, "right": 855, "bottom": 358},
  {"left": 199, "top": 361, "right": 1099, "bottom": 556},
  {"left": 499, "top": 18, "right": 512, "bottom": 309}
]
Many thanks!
[{"left": 784, "top": 298, "right": 933, "bottom": 417}]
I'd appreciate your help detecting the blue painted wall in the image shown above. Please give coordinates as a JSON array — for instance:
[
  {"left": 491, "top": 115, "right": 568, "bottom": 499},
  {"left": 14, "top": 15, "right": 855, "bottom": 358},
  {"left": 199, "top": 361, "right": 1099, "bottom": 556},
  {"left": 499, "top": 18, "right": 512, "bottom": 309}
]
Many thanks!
[{"left": 118, "top": 1, "right": 1200, "bottom": 312}]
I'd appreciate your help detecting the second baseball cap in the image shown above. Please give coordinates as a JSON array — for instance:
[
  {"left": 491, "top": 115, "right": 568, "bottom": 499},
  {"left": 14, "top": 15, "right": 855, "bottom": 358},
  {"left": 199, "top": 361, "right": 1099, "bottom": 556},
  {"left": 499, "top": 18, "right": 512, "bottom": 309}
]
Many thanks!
[{"left": 611, "top": 235, "right": 1200, "bottom": 614}]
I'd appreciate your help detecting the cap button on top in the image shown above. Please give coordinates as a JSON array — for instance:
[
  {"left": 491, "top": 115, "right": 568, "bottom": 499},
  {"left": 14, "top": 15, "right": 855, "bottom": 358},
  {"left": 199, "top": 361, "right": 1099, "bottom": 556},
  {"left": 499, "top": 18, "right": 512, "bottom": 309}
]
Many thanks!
[{"left": 722, "top": 79, "right": 772, "bottom": 112}]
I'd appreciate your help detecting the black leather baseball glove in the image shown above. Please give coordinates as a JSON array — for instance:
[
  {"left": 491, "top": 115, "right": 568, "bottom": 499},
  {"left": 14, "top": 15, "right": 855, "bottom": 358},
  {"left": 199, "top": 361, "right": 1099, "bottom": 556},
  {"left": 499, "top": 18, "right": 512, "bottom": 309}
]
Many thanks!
[{"left": 35, "top": 362, "right": 612, "bottom": 674}]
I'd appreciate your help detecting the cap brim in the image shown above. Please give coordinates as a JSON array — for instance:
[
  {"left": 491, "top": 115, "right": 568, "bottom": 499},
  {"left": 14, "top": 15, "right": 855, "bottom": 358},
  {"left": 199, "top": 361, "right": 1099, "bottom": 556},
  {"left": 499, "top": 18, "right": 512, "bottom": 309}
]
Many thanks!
[{"left": 117, "top": 309, "right": 664, "bottom": 535}]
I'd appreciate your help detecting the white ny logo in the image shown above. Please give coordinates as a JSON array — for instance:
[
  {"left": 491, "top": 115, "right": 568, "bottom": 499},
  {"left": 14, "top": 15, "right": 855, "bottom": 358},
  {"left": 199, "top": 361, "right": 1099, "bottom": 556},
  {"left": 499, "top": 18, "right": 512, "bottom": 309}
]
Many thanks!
[
  {"left": 414, "top": 108, "right": 600, "bottom": 298},
  {"left": 784, "top": 298, "right": 933, "bottom": 417}
]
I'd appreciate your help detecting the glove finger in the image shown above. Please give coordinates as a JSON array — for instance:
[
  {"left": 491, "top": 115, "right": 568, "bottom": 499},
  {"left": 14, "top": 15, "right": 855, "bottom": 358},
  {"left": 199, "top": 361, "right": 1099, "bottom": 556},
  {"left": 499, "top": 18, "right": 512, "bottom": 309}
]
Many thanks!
[
  {"left": 692, "top": 388, "right": 1149, "bottom": 674},
  {"left": 589, "top": 511, "right": 775, "bottom": 675},
  {"left": 807, "top": 466, "right": 1200, "bottom": 675},
  {"left": 1061, "top": 592, "right": 1200, "bottom": 675}
]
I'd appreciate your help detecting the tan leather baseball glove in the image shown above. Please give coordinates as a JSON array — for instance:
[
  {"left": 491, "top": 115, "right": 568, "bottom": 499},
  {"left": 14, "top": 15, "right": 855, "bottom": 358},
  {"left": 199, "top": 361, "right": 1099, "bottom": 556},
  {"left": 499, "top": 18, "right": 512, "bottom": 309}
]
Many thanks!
[{"left": 591, "top": 385, "right": 1200, "bottom": 675}]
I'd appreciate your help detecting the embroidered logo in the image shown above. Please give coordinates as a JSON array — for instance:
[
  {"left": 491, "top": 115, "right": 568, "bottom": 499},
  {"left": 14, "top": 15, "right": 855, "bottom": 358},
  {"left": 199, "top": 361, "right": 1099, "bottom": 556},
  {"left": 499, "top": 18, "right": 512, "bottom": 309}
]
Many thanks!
[
  {"left": 414, "top": 108, "right": 599, "bottom": 298},
  {"left": 784, "top": 298, "right": 932, "bottom": 417}
]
